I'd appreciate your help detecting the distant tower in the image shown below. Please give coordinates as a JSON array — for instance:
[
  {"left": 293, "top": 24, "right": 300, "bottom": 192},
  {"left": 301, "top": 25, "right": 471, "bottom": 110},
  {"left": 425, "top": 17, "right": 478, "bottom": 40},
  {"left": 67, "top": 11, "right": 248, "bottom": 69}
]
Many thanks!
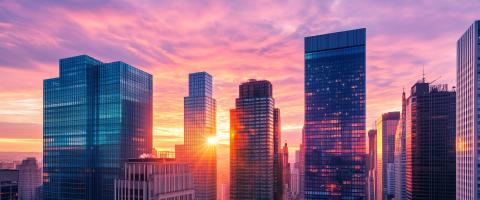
[
  {"left": 274, "top": 108, "right": 283, "bottom": 200},
  {"left": 230, "top": 79, "right": 280, "bottom": 199},
  {"left": 282, "top": 143, "right": 291, "bottom": 200},
  {"left": 376, "top": 112, "right": 400, "bottom": 200},
  {"left": 291, "top": 150, "right": 300, "bottom": 199},
  {"left": 367, "top": 129, "right": 377, "bottom": 200},
  {"left": 394, "top": 90, "right": 407, "bottom": 200},
  {"left": 17, "top": 157, "right": 41, "bottom": 200},
  {"left": 184, "top": 72, "right": 217, "bottom": 200},
  {"left": 298, "top": 128, "right": 305, "bottom": 199},
  {"left": 304, "top": 28, "right": 367, "bottom": 198}
]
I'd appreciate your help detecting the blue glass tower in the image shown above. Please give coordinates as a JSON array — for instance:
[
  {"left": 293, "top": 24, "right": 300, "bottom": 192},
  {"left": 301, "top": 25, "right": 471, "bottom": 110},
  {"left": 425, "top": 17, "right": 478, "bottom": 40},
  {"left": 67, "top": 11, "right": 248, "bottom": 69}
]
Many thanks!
[
  {"left": 184, "top": 72, "right": 217, "bottom": 200},
  {"left": 304, "top": 29, "right": 367, "bottom": 199},
  {"left": 43, "top": 55, "right": 153, "bottom": 200}
]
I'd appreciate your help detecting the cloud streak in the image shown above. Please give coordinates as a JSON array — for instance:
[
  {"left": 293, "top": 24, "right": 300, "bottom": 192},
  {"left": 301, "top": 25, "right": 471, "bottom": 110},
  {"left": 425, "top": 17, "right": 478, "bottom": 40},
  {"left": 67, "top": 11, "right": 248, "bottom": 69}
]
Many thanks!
[{"left": 0, "top": 1, "right": 478, "bottom": 164}]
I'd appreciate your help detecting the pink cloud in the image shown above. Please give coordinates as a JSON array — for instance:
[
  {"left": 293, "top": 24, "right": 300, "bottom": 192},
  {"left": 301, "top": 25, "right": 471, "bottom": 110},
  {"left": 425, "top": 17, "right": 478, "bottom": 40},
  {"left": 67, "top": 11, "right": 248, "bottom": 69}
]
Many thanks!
[{"left": 0, "top": 1, "right": 479, "bottom": 167}]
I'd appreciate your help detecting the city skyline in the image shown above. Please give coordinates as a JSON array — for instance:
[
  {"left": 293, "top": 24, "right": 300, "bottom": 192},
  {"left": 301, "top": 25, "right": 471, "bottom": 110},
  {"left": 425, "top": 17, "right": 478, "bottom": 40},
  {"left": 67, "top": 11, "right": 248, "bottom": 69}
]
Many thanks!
[
  {"left": 1, "top": 1, "right": 480, "bottom": 200},
  {"left": 2, "top": 1, "right": 479, "bottom": 158}
]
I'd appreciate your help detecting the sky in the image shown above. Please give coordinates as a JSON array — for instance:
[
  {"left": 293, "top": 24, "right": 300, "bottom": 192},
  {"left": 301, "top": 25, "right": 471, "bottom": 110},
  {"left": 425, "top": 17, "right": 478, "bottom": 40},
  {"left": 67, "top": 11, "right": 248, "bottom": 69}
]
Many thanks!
[{"left": 0, "top": 0, "right": 478, "bottom": 166}]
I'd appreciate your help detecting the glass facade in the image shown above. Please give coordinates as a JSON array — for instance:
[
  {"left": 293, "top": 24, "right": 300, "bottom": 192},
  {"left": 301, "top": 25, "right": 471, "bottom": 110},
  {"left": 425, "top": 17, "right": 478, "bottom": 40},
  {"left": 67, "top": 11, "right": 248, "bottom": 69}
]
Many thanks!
[
  {"left": 304, "top": 28, "right": 367, "bottom": 199},
  {"left": 274, "top": 108, "right": 284, "bottom": 200},
  {"left": 367, "top": 129, "right": 377, "bottom": 200},
  {"left": 184, "top": 72, "right": 216, "bottom": 200},
  {"left": 376, "top": 112, "right": 400, "bottom": 200},
  {"left": 394, "top": 91, "right": 407, "bottom": 200},
  {"left": 405, "top": 82, "right": 456, "bottom": 200},
  {"left": 43, "top": 55, "right": 152, "bottom": 200},
  {"left": 456, "top": 20, "right": 480, "bottom": 200},
  {"left": 230, "top": 79, "right": 280, "bottom": 199}
]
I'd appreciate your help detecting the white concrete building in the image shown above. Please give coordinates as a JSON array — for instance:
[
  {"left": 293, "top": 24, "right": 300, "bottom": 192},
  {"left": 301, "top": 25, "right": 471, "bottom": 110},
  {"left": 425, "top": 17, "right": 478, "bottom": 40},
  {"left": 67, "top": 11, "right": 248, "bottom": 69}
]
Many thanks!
[{"left": 114, "top": 158, "right": 194, "bottom": 200}]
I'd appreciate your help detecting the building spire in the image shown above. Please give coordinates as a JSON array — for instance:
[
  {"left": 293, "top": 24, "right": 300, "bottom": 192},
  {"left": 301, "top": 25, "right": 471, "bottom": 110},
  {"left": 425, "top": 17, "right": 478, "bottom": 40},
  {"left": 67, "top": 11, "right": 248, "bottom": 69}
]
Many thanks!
[{"left": 422, "top": 66, "right": 426, "bottom": 83}]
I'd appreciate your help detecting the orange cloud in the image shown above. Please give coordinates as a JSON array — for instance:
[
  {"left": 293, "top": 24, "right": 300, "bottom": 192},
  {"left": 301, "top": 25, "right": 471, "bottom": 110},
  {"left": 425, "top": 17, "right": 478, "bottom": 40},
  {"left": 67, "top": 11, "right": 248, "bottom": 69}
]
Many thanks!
[{"left": 0, "top": 1, "right": 478, "bottom": 169}]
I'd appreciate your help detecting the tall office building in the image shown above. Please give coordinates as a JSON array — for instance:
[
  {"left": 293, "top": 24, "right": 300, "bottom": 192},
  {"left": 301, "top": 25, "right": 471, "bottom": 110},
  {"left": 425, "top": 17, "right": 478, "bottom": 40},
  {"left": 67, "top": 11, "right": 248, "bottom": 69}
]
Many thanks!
[
  {"left": 274, "top": 108, "right": 283, "bottom": 200},
  {"left": 394, "top": 90, "right": 407, "bottom": 200},
  {"left": 230, "top": 79, "right": 280, "bottom": 199},
  {"left": 184, "top": 72, "right": 216, "bottom": 200},
  {"left": 376, "top": 112, "right": 400, "bottom": 200},
  {"left": 405, "top": 79, "right": 456, "bottom": 199},
  {"left": 304, "top": 28, "right": 367, "bottom": 199},
  {"left": 367, "top": 129, "right": 377, "bottom": 200},
  {"left": 114, "top": 157, "right": 195, "bottom": 200},
  {"left": 457, "top": 20, "right": 480, "bottom": 200},
  {"left": 17, "top": 157, "right": 41, "bottom": 200},
  {"left": 43, "top": 55, "right": 153, "bottom": 200}
]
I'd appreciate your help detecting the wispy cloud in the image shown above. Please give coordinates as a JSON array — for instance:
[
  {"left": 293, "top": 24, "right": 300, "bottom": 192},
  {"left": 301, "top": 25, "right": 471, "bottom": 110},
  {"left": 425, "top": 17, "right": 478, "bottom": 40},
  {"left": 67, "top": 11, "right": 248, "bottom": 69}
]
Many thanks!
[{"left": 0, "top": 0, "right": 478, "bottom": 161}]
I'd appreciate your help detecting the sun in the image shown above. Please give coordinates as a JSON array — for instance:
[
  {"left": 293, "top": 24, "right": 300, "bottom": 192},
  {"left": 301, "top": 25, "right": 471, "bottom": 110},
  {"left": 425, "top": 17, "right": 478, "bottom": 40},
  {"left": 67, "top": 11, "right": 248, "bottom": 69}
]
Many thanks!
[{"left": 206, "top": 136, "right": 218, "bottom": 145}]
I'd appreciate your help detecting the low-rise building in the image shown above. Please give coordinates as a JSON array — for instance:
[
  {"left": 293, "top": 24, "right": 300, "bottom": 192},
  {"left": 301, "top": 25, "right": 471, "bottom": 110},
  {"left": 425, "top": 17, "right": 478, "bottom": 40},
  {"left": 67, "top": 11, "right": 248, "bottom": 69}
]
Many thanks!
[
  {"left": 0, "top": 169, "right": 19, "bottom": 200},
  {"left": 114, "top": 158, "right": 194, "bottom": 200},
  {"left": 17, "top": 157, "right": 42, "bottom": 200}
]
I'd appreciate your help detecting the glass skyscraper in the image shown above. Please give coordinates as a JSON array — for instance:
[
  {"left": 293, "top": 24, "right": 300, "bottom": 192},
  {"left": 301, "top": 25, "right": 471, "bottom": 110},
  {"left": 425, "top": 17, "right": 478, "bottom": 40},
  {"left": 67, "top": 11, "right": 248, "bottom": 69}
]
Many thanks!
[
  {"left": 376, "top": 112, "right": 400, "bottom": 200},
  {"left": 367, "top": 129, "right": 377, "bottom": 200},
  {"left": 405, "top": 80, "right": 456, "bottom": 200},
  {"left": 43, "top": 55, "right": 152, "bottom": 200},
  {"left": 184, "top": 72, "right": 216, "bottom": 200},
  {"left": 394, "top": 90, "right": 407, "bottom": 200},
  {"left": 230, "top": 79, "right": 281, "bottom": 199},
  {"left": 274, "top": 108, "right": 284, "bottom": 200},
  {"left": 304, "top": 28, "right": 367, "bottom": 199},
  {"left": 457, "top": 20, "right": 480, "bottom": 200}
]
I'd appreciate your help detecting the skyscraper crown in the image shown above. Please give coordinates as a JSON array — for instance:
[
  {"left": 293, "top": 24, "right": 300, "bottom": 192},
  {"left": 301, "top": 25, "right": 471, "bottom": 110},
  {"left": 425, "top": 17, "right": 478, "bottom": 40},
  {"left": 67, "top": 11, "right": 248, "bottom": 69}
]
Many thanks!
[
  {"left": 188, "top": 71, "right": 212, "bottom": 97},
  {"left": 239, "top": 79, "right": 272, "bottom": 98}
]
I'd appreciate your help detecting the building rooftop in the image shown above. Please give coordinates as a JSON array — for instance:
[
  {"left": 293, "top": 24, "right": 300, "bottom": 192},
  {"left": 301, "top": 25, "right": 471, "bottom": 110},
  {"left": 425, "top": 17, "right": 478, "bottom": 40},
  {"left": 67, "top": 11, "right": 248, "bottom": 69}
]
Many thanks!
[
  {"left": 305, "top": 28, "right": 366, "bottom": 53},
  {"left": 127, "top": 158, "right": 176, "bottom": 163}
]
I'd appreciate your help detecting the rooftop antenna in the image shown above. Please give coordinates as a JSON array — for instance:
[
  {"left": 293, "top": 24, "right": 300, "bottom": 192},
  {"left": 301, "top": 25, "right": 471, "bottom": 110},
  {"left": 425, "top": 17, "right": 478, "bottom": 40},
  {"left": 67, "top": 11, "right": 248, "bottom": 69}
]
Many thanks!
[{"left": 422, "top": 65, "right": 426, "bottom": 83}]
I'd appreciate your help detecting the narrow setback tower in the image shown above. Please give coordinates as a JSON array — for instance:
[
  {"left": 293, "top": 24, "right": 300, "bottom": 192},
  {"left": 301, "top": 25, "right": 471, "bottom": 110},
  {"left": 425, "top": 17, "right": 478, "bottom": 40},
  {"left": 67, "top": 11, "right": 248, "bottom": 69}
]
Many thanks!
[{"left": 184, "top": 72, "right": 217, "bottom": 200}]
